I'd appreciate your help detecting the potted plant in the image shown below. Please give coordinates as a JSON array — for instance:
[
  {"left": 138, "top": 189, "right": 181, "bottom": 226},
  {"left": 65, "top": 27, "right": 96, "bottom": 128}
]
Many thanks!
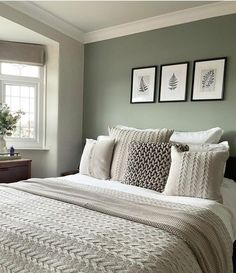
[{"left": 0, "top": 103, "right": 24, "bottom": 153}]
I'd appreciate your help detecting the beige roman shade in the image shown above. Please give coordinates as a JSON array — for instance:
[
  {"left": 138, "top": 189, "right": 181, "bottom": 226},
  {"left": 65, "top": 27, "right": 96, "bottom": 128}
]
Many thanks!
[{"left": 0, "top": 40, "right": 45, "bottom": 66}]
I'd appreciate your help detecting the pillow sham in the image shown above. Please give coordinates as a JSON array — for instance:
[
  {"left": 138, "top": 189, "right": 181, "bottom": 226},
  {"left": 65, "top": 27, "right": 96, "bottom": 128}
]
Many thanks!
[
  {"left": 164, "top": 146, "right": 229, "bottom": 202},
  {"left": 170, "top": 127, "right": 223, "bottom": 145},
  {"left": 124, "top": 142, "right": 188, "bottom": 192},
  {"left": 79, "top": 137, "right": 115, "bottom": 180},
  {"left": 115, "top": 125, "right": 162, "bottom": 131},
  {"left": 188, "top": 141, "right": 229, "bottom": 152},
  {"left": 109, "top": 126, "right": 173, "bottom": 181}
]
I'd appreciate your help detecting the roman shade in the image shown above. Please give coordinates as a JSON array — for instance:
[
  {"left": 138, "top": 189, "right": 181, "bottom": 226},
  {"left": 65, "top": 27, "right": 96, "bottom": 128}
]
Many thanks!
[{"left": 0, "top": 40, "right": 45, "bottom": 66}]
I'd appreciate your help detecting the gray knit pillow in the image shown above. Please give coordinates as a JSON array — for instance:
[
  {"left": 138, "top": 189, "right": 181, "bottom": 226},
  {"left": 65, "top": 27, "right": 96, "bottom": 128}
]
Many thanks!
[
  {"left": 164, "top": 147, "right": 229, "bottom": 202},
  {"left": 109, "top": 127, "right": 174, "bottom": 181},
  {"left": 124, "top": 142, "right": 188, "bottom": 192}
]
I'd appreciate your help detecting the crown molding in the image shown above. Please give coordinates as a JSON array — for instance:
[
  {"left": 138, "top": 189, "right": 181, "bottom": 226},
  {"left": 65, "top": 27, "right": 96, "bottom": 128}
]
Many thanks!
[
  {"left": 84, "top": 2, "right": 236, "bottom": 44},
  {"left": 3, "top": 1, "right": 236, "bottom": 45},
  {"left": 4, "top": 1, "right": 85, "bottom": 43}
]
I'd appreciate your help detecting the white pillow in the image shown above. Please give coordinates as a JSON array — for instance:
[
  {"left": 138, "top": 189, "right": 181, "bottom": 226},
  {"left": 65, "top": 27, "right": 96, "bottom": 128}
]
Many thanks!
[
  {"left": 170, "top": 127, "right": 223, "bottom": 145},
  {"left": 115, "top": 125, "right": 162, "bottom": 131},
  {"left": 189, "top": 141, "right": 229, "bottom": 152},
  {"left": 79, "top": 137, "right": 115, "bottom": 180},
  {"left": 97, "top": 135, "right": 113, "bottom": 141}
]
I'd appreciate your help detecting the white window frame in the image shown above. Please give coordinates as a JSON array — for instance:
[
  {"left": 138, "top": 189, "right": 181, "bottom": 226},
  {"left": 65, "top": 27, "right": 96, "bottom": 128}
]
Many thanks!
[{"left": 0, "top": 63, "right": 46, "bottom": 149}]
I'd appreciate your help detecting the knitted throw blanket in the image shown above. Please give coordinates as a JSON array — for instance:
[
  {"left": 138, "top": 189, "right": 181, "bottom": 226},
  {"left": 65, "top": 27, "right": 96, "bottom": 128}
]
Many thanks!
[{"left": 0, "top": 178, "right": 233, "bottom": 273}]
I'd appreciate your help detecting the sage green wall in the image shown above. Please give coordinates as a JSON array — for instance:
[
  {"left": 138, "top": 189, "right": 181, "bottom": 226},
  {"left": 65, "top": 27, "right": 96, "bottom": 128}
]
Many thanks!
[{"left": 84, "top": 14, "right": 236, "bottom": 154}]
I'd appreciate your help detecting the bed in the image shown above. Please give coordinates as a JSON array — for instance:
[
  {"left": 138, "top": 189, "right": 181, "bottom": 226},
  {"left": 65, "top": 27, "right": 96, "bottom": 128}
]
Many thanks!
[
  {"left": 0, "top": 173, "right": 235, "bottom": 273},
  {"left": 0, "top": 126, "right": 235, "bottom": 273}
]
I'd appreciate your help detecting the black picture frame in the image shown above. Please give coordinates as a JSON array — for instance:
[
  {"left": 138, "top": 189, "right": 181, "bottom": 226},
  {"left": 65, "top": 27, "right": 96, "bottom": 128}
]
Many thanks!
[
  {"left": 130, "top": 66, "right": 157, "bottom": 104},
  {"left": 158, "top": 62, "right": 189, "bottom": 103},
  {"left": 191, "top": 57, "right": 227, "bottom": 101}
]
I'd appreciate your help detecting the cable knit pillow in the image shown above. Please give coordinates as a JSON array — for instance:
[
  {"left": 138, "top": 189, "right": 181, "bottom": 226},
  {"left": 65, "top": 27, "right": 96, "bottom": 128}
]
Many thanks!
[
  {"left": 79, "top": 137, "right": 115, "bottom": 180},
  {"left": 109, "top": 126, "right": 174, "bottom": 181},
  {"left": 124, "top": 142, "right": 188, "bottom": 192},
  {"left": 164, "top": 146, "right": 229, "bottom": 202}
]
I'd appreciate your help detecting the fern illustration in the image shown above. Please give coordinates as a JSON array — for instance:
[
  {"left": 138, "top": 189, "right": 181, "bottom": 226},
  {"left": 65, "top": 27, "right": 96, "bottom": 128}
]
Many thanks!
[
  {"left": 139, "top": 76, "right": 148, "bottom": 92},
  {"left": 202, "top": 70, "right": 215, "bottom": 88},
  {"left": 168, "top": 73, "right": 178, "bottom": 90}
]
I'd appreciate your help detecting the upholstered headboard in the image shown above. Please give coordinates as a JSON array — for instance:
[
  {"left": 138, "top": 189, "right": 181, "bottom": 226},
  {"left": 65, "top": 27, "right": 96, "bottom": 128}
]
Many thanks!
[{"left": 225, "top": 157, "right": 236, "bottom": 182}]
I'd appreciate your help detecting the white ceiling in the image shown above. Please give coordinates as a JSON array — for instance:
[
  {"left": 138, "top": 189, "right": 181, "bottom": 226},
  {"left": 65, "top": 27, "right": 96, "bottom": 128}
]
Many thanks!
[
  {"left": 0, "top": 16, "right": 57, "bottom": 45},
  {"left": 3, "top": 1, "right": 236, "bottom": 43},
  {"left": 33, "top": 1, "right": 211, "bottom": 32}
]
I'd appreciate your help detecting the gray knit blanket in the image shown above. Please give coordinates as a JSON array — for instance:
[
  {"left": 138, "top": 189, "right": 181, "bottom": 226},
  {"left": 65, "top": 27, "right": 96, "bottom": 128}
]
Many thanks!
[{"left": 0, "top": 178, "right": 233, "bottom": 273}]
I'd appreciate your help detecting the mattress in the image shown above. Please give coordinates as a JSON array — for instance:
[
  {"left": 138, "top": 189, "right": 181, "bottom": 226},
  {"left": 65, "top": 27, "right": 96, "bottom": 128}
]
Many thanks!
[{"left": 0, "top": 174, "right": 234, "bottom": 273}]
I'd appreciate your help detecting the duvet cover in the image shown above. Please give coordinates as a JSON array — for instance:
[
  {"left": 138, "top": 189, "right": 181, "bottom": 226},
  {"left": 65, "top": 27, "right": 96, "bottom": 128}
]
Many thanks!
[{"left": 0, "top": 174, "right": 234, "bottom": 273}]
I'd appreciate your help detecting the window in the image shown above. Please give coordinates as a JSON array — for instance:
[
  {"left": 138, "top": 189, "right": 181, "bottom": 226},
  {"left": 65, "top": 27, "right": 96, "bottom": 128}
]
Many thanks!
[{"left": 0, "top": 62, "right": 45, "bottom": 149}]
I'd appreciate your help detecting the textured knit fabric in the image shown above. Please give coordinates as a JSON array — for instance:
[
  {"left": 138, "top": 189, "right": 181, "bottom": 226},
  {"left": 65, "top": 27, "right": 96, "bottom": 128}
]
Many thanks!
[
  {"left": 0, "top": 178, "right": 233, "bottom": 273},
  {"left": 109, "top": 126, "right": 173, "bottom": 181},
  {"left": 124, "top": 142, "right": 188, "bottom": 192},
  {"left": 164, "top": 146, "right": 229, "bottom": 202}
]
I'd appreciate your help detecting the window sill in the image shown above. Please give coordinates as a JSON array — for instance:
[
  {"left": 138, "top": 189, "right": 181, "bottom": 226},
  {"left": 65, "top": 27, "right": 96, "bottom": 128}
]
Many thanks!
[{"left": 15, "top": 148, "right": 50, "bottom": 151}]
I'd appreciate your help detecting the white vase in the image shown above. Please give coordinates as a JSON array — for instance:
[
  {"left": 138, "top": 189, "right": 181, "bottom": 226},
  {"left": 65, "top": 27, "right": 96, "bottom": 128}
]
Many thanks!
[{"left": 0, "top": 135, "right": 7, "bottom": 154}]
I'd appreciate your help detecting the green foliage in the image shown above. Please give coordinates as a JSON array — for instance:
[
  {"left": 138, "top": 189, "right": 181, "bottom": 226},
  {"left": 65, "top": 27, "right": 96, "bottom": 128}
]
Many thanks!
[{"left": 0, "top": 103, "right": 24, "bottom": 136}]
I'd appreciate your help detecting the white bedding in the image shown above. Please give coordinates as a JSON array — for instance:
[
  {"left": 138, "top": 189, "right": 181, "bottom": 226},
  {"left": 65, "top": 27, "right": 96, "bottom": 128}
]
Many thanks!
[
  {"left": 1, "top": 176, "right": 233, "bottom": 273},
  {"left": 221, "top": 178, "right": 236, "bottom": 240},
  {"left": 57, "top": 173, "right": 236, "bottom": 241}
]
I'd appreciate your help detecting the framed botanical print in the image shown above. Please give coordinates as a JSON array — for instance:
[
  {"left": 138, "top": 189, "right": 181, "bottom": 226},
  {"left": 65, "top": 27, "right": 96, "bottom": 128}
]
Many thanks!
[
  {"left": 130, "top": 66, "right": 157, "bottom": 103},
  {"left": 159, "top": 62, "right": 189, "bottom": 102},
  {"left": 191, "top": 57, "right": 227, "bottom": 101}
]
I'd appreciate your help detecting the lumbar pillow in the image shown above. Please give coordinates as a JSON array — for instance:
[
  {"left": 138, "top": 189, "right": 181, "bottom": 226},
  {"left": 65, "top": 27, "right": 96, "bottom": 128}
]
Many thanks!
[
  {"left": 79, "top": 137, "right": 115, "bottom": 180},
  {"left": 170, "top": 127, "right": 223, "bottom": 145},
  {"left": 124, "top": 142, "right": 188, "bottom": 192},
  {"left": 164, "top": 146, "right": 229, "bottom": 202},
  {"left": 109, "top": 126, "right": 174, "bottom": 181}
]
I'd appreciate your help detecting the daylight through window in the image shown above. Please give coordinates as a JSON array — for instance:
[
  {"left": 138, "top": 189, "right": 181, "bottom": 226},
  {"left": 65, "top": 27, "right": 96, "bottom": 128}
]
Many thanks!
[{"left": 0, "top": 62, "right": 45, "bottom": 148}]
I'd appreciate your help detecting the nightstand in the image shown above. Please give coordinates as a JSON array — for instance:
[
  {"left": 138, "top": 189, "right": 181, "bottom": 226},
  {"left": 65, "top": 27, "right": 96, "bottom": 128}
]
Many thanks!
[
  {"left": 0, "top": 159, "right": 31, "bottom": 183},
  {"left": 61, "top": 169, "right": 79, "bottom": 176}
]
